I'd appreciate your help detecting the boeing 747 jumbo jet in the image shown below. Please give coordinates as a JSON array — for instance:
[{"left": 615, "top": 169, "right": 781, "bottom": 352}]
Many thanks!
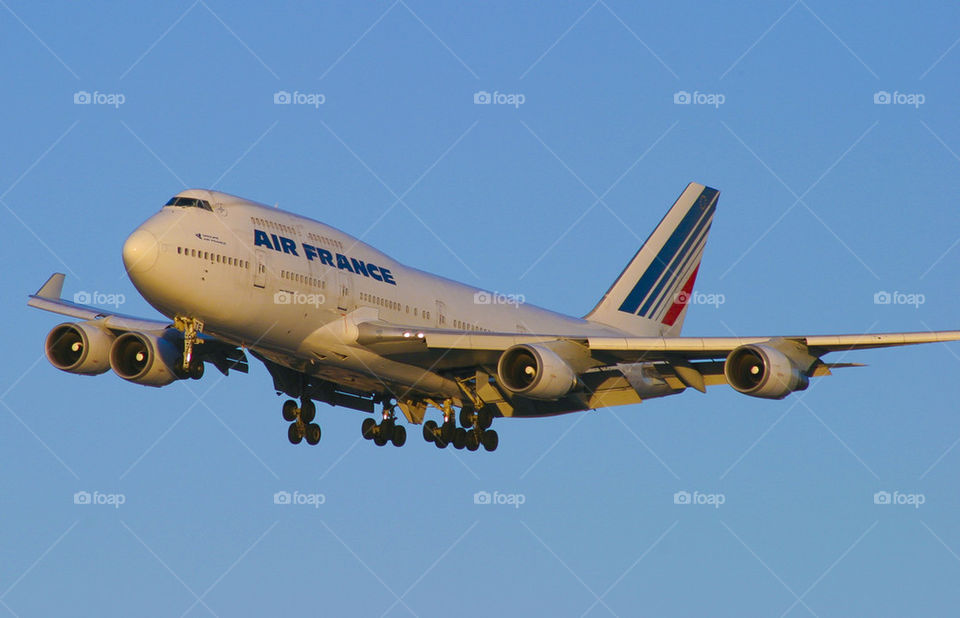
[{"left": 29, "top": 183, "right": 960, "bottom": 452}]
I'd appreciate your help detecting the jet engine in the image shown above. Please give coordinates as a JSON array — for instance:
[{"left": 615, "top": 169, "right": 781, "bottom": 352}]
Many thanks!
[
  {"left": 109, "top": 331, "right": 185, "bottom": 387},
  {"left": 497, "top": 343, "right": 578, "bottom": 400},
  {"left": 724, "top": 344, "right": 809, "bottom": 399},
  {"left": 45, "top": 322, "right": 115, "bottom": 375}
]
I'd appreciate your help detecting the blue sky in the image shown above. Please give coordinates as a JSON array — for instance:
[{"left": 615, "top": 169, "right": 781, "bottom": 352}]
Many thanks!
[{"left": 3, "top": 1, "right": 960, "bottom": 615}]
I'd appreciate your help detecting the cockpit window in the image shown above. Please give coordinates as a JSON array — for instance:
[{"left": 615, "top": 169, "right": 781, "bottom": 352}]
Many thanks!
[{"left": 164, "top": 196, "right": 213, "bottom": 211}]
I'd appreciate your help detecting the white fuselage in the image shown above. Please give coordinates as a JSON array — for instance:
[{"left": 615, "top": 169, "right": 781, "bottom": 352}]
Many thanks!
[{"left": 122, "top": 190, "right": 629, "bottom": 398}]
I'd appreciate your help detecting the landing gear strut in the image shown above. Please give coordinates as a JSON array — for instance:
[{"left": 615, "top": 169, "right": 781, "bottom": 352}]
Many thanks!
[
  {"left": 283, "top": 398, "right": 321, "bottom": 446},
  {"left": 362, "top": 404, "right": 406, "bottom": 447}
]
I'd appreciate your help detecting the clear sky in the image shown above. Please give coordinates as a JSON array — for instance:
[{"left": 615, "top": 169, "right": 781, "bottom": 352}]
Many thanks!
[{"left": 3, "top": 1, "right": 960, "bottom": 616}]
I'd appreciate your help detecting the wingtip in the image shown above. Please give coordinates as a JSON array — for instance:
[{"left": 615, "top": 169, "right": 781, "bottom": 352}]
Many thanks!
[{"left": 35, "top": 273, "right": 65, "bottom": 300}]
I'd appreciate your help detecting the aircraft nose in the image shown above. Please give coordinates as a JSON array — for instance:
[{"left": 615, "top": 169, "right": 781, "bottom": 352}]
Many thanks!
[{"left": 122, "top": 228, "right": 159, "bottom": 274}]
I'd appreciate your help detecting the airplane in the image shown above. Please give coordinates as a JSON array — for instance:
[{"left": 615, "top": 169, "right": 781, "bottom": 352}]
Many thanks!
[{"left": 29, "top": 183, "right": 960, "bottom": 452}]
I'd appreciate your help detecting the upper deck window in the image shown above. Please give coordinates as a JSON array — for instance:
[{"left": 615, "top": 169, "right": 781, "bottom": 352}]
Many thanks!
[{"left": 165, "top": 196, "right": 213, "bottom": 211}]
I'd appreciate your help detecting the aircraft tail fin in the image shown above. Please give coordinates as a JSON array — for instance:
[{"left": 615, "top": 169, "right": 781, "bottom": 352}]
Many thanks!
[{"left": 584, "top": 183, "right": 719, "bottom": 337}]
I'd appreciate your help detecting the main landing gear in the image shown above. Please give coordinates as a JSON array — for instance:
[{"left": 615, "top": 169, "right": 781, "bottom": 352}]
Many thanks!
[
  {"left": 361, "top": 405, "right": 406, "bottom": 447},
  {"left": 423, "top": 405, "right": 498, "bottom": 452},
  {"left": 283, "top": 398, "right": 322, "bottom": 446}
]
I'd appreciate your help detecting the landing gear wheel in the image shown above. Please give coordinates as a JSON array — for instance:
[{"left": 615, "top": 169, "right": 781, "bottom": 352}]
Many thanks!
[
  {"left": 459, "top": 406, "right": 475, "bottom": 428},
  {"left": 481, "top": 429, "right": 498, "bottom": 452},
  {"left": 287, "top": 422, "right": 304, "bottom": 445},
  {"left": 423, "top": 420, "right": 438, "bottom": 443},
  {"left": 379, "top": 422, "right": 394, "bottom": 442},
  {"left": 373, "top": 432, "right": 388, "bottom": 447},
  {"left": 465, "top": 430, "right": 480, "bottom": 451},
  {"left": 362, "top": 418, "right": 377, "bottom": 440},
  {"left": 441, "top": 421, "right": 456, "bottom": 444},
  {"left": 478, "top": 408, "right": 493, "bottom": 430},
  {"left": 282, "top": 400, "right": 299, "bottom": 422},
  {"left": 453, "top": 427, "right": 467, "bottom": 449},
  {"left": 391, "top": 425, "right": 406, "bottom": 447},
  {"left": 434, "top": 435, "right": 447, "bottom": 449},
  {"left": 300, "top": 399, "right": 316, "bottom": 424},
  {"left": 188, "top": 361, "right": 204, "bottom": 380},
  {"left": 305, "top": 423, "right": 322, "bottom": 445}
]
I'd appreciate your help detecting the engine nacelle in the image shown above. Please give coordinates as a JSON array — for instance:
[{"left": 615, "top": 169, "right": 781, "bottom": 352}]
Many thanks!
[
  {"left": 497, "top": 343, "right": 578, "bottom": 400},
  {"left": 724, "top": 344, "right": 809, "bottom": 400},
  {"left": 45, "top": 322, "right": 115, "bottom": 375},
  {"left": 109, "top": 331, "right": 184, "bottom": 387}
]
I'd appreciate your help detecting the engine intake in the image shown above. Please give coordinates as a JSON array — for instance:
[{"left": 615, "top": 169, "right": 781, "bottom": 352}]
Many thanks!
[
  {"left": 724, "top": 344, "right": 809, "bottom": 400},
  {"left": 45, "top": 322, "right": 114, "bottom": 375},
  {"left": 497, "top": 344, "right": 578, "bottom": 400},
  {"left": 110, "top": 331, "right": 184, "bottom": 387}
]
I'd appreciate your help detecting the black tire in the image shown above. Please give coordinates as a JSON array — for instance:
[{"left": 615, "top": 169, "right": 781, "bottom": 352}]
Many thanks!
[
  {"left": 300, "top": 399, "right": 317, "bottom": 424},
  {"left": 453, "top": 427, "right": 467, "bottom": 449},
  {"left": 466, "top": 430, "right": 480, "bottom": 451},
  {"left": 305, "top": 423, "right": 322, "bottom": 445},
  {"left": 189, "top": 361, "right": 204, "bottom": 380},
  {"left": 434, "top": 436, "right": 447, "bottom": 449},
  {"left": 373, "top": 432, "right": 388, "bottom": 446},
  {"left": 441, "top": 421, "right": 456, "bottom": 443},
  {"left": 423, "top": 420, "right": 437, "bottom": 443},
  {"left": 391, "top": 425, "right": 406, "bottom": 447},
  {"left": 287, "top": 422, "right": 304, "bottom": 445},
  {"left": 282, "top": 399, "right": 299, "bottom": 422},
  {"left": 478, "top": 408, "right": 493, "bottom": 430},
  {"left": 361, "top": 418, "right": 377, "bottom": 439},
  {"left": 481, "top": 429, "right": 498, "bottom": 452},
  {"left": 379, "top": 422, "right": 394, "bottom": 441},
  {"left": 459, "top": 406, "right": 475, "bottom": 428}
]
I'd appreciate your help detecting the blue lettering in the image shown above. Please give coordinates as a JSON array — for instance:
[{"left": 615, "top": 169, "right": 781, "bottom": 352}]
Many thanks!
[
  {"left": 367, "top": 264, "right": 383, "bottom": 282},
  {"left": 270, "top": 234, "right": 282, "bottom": 251},
  {"left": 279, "top": 237, "right": 298, "bottom": 256},
  {"left": 254, "top": 229, "right": 272, "bottom": 249},
  {"left": 380, "top": 267, "right": 396, "bottom": 285},
  {"left": 336, "top": 253, "right": 353, "bottom": 272},
  {"left": 350, "top": 258, "right": 368, "bottom": 277},
  {"left": 318, "top": 249, "right": 334, "bottom": 267},
  {"left": 303, "top": 243, "right": 318, "bottom": 261}
]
